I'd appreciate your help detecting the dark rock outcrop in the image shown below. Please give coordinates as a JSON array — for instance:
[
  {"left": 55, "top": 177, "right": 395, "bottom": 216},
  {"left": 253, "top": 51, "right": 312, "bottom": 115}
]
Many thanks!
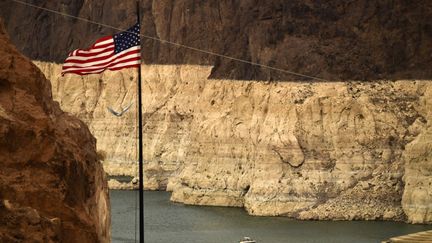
[
  {"left": 0, "top": 19, "right": 110, "bottom": 242},
  {"left": 1, "top": 0, "right": 432, "bottom": 81}
]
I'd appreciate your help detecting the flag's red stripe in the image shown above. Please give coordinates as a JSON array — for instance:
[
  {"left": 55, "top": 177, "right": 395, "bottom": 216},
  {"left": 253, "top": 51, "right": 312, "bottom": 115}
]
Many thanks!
[
  {"left": 63, "top": 64, "right": 140, "bottom": 76},
  {"left": 63, "top": 57, "right": 141, "bottom": 73},
  {"left": 61, "top": 26, "right": 141, "bottom": 76},
  {"left": 68, "top": 62, "right": 140, "bottom": 74},
  {"left": 73, "top": 47, "right": 115, "bottom": 57},
  {"left": 63, "top": 69, "right": 105, "bottom": 75},
  {"left": 71, "top": 57, "right": 140, "bottom": 72},
  {"left": 63, "top": 53, "right": 140, "bottom": 72},
  {"left": 65, "top": 51, "right": 115, "bottom": 64},
  {"left": 94, "top": 36, "right": 112, "bottom": 42},
  {"left": 92, "top": 36, "right": 114, "bottom": 45},
  {"left": 75, "top": 43, "right": 114, "bottom": 55},
  {"left": 92, "top": 42, "right": 115, "bottom": 49},
  {"left": 64, "top": 49, "right": 140, "bottom": 67},
  {"left": 69, "top": 36, "right": 112, "bottom": 54},
  {"left": 90, "top": 36, "right": 112, "bottom": 47},
  {"left": 63, "top": 51, "right": 139, "bottom": 70}
]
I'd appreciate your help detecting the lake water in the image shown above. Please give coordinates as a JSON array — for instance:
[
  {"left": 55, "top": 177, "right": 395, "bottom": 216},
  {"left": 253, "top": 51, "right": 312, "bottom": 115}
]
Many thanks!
[{"left": 110, "top": 190, "right": 432, "bottom": 243}]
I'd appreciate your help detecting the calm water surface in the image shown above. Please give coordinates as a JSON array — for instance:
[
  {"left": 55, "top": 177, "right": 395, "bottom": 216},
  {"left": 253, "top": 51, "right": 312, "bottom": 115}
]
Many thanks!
[{"left": 111, "top": 190, "right": 432, "bottom": 243}]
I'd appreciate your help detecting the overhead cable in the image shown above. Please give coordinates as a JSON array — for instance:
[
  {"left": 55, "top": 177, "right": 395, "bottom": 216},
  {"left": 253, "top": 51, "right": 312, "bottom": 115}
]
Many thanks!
[{"left": 10, "top": 0, "right": 330, "bottom": 81}]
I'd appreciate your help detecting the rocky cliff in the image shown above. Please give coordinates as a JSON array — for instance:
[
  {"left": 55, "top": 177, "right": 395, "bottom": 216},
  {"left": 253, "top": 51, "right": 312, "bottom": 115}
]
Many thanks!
[
  {"left": 1, "top": 0, "right": 432, "bottom": 224},
  {"left": 1, "top": 0, "right": 432, "bottom": 80},
  {"left": 33, "top": 62, "right": 432, "bottom": 224},
  {"left": 0, "top": 21, "right": 110, "bottom": 242}
]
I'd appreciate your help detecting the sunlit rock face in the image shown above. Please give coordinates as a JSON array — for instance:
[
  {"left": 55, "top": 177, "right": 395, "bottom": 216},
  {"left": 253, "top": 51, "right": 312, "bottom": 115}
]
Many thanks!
[
  {"left": 2, "top": 0, "right": 431, "bottom": 224},
  {"left": 166, "top": 77, "right": 429, "bottom": 223},
  {"left": 0, "top": 21, "right": 110, "bottom": 242},
  {"left": 35, "top": 63, "right": 188, "bottom": 191},
  {"left": 34, "top": 61, "right": 432, "bottom": 224},
  {"left": 401, "top": 86, "right": 432, "bottom": 224}
]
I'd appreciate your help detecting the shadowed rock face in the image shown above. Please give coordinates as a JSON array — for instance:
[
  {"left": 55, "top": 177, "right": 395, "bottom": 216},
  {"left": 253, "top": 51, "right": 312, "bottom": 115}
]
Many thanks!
[
  {"left": 0, "top": 20, "right": 110, "bottom": 242},
  {"left": 1, "top": 0, "right": 432, "bottom": 80}
]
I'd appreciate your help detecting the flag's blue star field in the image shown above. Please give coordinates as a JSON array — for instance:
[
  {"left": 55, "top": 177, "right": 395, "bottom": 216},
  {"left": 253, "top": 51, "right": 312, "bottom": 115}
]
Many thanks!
[{"left": 113, "top": 23, "right": 140, "bottom": 54}]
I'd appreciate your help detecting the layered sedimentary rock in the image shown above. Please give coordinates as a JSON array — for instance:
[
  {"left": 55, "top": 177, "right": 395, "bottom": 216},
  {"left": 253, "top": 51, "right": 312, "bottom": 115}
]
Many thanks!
[
  {"left": 165, "top": 76, "right": 431, "bottom": 223},
  {"left": 33, "top": 61, "right": 432, "bottom": 223},
  {"left": 0, "top": 22, "right": 110, "bottom": 242},
  {"left": 35, "top": 63, "right": 192, "bottom": 191},
  {"left": 402, "top": 86, "right": 432, "bottom": 224},
  {"left": 2, "top": 0, "right": 432, "bottom": 224}
]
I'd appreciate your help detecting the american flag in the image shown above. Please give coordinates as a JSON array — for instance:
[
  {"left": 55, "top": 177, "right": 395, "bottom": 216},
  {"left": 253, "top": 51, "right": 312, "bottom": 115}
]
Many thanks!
[{"left": 62, "top": 23, "right": 141, "bottom": 75}]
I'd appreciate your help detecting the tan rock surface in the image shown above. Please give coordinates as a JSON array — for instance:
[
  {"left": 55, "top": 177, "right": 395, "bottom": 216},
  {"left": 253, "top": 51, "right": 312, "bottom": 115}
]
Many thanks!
[
  {"left": 402, "top": 84, "right": 432, "bottom": 224},
  {"left": 0, "top": 21, "right": 110, "bottom": 242},
  {"left": 108, "top": 179, "right": 138, "bottom": 190},
  {"left": 35, "top": 63, "right": 193, "bottom": 191},
  {"left": 34, "top": 61, "right": 432, "bottom": 223}
]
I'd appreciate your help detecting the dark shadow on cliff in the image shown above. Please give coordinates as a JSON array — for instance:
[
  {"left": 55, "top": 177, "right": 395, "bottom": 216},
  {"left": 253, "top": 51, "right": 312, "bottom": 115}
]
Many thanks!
[{"left": 1, "top": 0, "right": 432, "bottom": 81}]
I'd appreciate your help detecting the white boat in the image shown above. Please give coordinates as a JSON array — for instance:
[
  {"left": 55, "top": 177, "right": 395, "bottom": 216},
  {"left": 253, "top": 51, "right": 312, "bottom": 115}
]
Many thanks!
[{"left": 239, "top": 236, "right": 256, "bottom": 243}]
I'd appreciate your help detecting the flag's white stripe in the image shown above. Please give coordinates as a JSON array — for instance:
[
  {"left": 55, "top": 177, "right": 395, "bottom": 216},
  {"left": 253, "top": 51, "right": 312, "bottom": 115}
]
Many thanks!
[
  {"left": 63, "top": 58, "right": 140, "bottom": 73},
  {"left": 94, "top": 38, "right": 114, "bottom": 47},
  {"left": 63, "top": 48, "right": 139, "bottom": 68},
  {"left": 76, "top": 44, "right": 115, "bottom": 55},
  {"left": 63, "top": 54, "right": 140, "bottom": 72},
  {"left": 63, "top": 48, "right": 140, "bottom": 70},
  {"left": 64, "top": 55, "right": 140, "bottom": 71},
  {"left": 67, "top": 39, "right": 114, "bottom": 57},
  {"left": 65, "top": 46, "right": 139, "bottom": 62},
  {"left": 65, "top": 49, "right": 114, "bottom": 61},
  {"left": 78, "top": 60, "right": 140, "bottom": 74},
  {"left": 63, "top": 52, "right": 140, "bottom": 71}
]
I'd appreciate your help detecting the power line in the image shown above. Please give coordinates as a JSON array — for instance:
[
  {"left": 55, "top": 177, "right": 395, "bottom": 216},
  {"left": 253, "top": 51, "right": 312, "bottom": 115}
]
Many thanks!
[{"left": 10, "top": 0, "right": 329, "bottom": 82}]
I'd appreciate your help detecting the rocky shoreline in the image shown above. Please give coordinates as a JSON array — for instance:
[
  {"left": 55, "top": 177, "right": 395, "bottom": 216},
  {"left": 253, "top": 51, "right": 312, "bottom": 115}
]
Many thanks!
[{"left": 108, "top": 179, "right": 138, "bottom": 191}]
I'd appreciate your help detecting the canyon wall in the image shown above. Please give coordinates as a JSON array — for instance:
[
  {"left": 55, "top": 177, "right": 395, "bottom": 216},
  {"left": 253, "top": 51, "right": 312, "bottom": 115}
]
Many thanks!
[
  {"left": 401, "top": 86, "right": 432, "bottom": 224},
  {"left": 0, "top": 22, "right": 110, "bottom": 242},
  {"left": 34, "top": 62, "right": 432, "bottom": 224},
  {"left": 1, "top": 0, "right": 432, "bottom": 224},
  {"left": 1, "top": 0, "right": 432, "bottom": 81}
]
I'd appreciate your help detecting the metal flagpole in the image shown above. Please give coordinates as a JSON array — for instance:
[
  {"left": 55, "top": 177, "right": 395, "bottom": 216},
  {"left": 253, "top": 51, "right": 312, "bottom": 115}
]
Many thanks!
[{"left": 136, "top": 0, "right": 145, "bottom": 242}]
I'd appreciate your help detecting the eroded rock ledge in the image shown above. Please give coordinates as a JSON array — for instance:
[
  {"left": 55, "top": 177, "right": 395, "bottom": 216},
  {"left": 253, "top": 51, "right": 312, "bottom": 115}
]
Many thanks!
[
  {"left": 0, "top": 22, "right": 110, "bottom": 242},
  {"left": 34, "top": 62, "right": 432, "bottom": 224}
]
